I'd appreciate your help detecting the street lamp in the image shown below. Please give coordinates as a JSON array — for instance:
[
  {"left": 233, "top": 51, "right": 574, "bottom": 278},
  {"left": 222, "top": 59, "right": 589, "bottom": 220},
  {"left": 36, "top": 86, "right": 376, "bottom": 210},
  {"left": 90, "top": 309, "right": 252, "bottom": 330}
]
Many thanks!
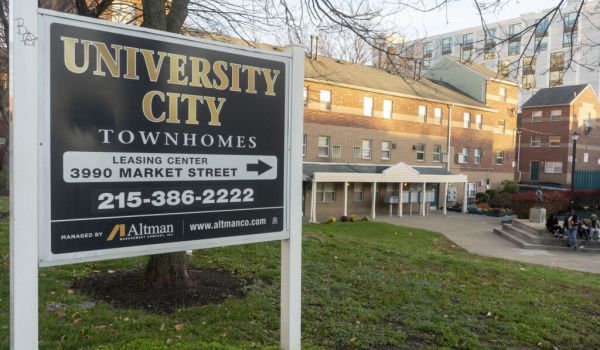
[{"left": 571, "top": 130, "right": 580, "bottom": 209}]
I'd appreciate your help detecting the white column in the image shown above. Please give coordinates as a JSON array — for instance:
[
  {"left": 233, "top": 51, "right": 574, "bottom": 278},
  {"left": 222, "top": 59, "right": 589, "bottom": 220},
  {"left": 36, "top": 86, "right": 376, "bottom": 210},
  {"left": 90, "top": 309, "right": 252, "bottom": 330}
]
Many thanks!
[
  {"left": 371, "top": 182, "right": 377, "bottom": 219},
  {"left": 422, "top": 182, "right": 427, "bottom": 216},
  {"left": 443, "top": 182, "right": 448, "bottom": 215},
  {"left": 343, "top": 182, "right": 348, "bottom": 216},
  {"left": 462, "top": 182, "right": 468, "bottom": 214},
  {"left": 310, "top": 179, "right": 317, "bottom": 223},
  {"left": 280, "top": 44, "right": 304, "bottom": 350},
  {"left": 398, "top": 182, "right": 403, "bottom": 217},
  {"left": 11, "top": 1, "right": 39, "bottom": 349}
]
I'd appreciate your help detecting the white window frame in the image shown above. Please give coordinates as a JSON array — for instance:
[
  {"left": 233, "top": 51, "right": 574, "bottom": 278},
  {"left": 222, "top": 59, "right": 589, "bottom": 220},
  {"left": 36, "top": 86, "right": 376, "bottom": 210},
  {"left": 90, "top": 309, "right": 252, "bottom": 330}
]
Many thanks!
[
  {"left": 467, "top": 183, "right": 477, "bottom": 198},
  {"left": 318, "top": 136, "right": 330, "bottom": 157},
  {"left": 362, "top": 139, "right": 373, "bottom": 160},
  {"left": 433, "top": 144, "right": 442, "bottom": 162},
  {"left": 363, "top": 96, "right": 374, "bottom": 117},
  {"left": 499, "top": 87, "right": 507, "bottom": 101},
  {"left": 352, "top": 146, "right": 361, "bottom": 159},
  {"left": 303, "top": 87, "right": 308, "bottom": 107},
  {"left": 549, "top": 135, "right": 560, "bottom": 147},
  {"left": 383, "top": 99, "right": 393, "bottom": 119},
  {"left": 464, "top": 112, "right": 471, "bottom": 128},
  {"left": 545, "top": 161, "right": 563, "bottom": 174},
  {"left": 550, "top": 109, "right": 562, "bottom": 121},
  {"left": 531, "top": 136, "right": 541, "bottom": 147},
  {"left": 584, "top": 152, "right": 589, "bottom": 162},
  {"left": 475, "top": 114, "right": 483, "bottom": 130},
  {"left": 498, "top": 119, "right": 506, "bottom": 134},
  {"left": 474, "top": 148, "right": 481, "bottom": 164},
  {"left": 532, "top": 110, "right": 542, "bottom": 122},
  {"left": 316, "top": 182, "right": 336, "bottom": 202},
  {"left": 418, "top": 105, "right": 427, "bottom": 123},
  {"left": 434, "top": 107, "right": 442, "bottom": 125},
  {"left": 381, "top": 141, "right": 392, "bottom": 160},
  {"left": 495, "top": 151, "right": 504, "bottom": 165},
  {"left": 332, "top": 145, "right": 342, "bottom": 158},
  {"left": 416, "top": 143, "right": 426, "bottom": 161},
  {"left": 353, "top": 183, "right": 364, "bottom": 201},
  {"left": 320, "top": 90, "right": 331, "bottom": 111},
  {"left": 302, "top": 134, "right": 307, "bottom": 156}
]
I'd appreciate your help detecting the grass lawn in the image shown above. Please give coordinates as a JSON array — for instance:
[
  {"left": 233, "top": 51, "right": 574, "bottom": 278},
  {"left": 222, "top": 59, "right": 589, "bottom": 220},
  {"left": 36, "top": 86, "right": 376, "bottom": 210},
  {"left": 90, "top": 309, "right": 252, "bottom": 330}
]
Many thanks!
[{"left": 1, "top": 199, "right": 600, "bottom": 349}]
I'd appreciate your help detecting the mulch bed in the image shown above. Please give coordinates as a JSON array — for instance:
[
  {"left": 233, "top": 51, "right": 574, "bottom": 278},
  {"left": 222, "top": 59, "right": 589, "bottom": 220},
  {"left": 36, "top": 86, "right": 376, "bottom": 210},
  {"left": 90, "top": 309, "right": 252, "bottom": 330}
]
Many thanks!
[{"left": 72, "top": 267, "right": 248, "bottom": 314}]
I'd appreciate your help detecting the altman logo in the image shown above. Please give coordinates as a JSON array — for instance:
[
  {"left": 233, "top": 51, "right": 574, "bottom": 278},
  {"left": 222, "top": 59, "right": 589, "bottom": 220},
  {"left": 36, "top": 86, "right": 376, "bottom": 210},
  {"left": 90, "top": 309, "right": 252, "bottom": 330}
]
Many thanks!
[{"left": 106, "top": 223, "right": 174, "bottom": 241}]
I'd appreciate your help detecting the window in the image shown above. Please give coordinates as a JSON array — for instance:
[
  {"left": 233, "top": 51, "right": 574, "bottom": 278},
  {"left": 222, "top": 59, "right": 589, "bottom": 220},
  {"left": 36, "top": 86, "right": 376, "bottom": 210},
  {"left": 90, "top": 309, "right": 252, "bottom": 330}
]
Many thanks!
[
  {"left": 303, "top": 87, "right": 308, "bottom": 107},
  {"left": 474, "top": 148, "right": 481, "bottom": 164},
  {"left": 564, "top": 12, "right": 578, "bottom": 31},
  {"left": 363, "top": 96, "right": 373, "bottom": 117},
  {"left": 484, "top": 28, "right": 497, "bottom": 59},
  {"left": 353, "top": 183, "right": 363, "bottom": 201},
  {"left": 316, "top": 182, "right": 336, "bottom": 202},
  {"left": 584, "top": 152, "right": 589, "bottom": 162},
  {"left": 434, "top": 107, "right": 442, "bottom": 124},
  {"left": 563, "top": 31, "right": 578, "bottom": 48},
  {"left": 523, "top": 75, "right": 536, "bottom": 90},
  {"left": 563, "top": 12, "right": 578, "bottom": 48},
  {"left": 381, "top": 141, "right": 392, "bottom": 160},
  {"left": 302, "top": 134, "right": 307, "bottom": 156},
  {"left": 498, "top": 119, "right": 506, "bottom": 134},
  {"left": 361, "top": 139, "right": 372, "bottom": 159},
  {"left": 442, "top": 38, "right": 452, "bottom": 55},
  {"left": 462, "top": 33, "right": 474, "bottom": 61},
  {"left": 475, "top": 114, "right": 483, "bottom": 130},
  {"left": 383, "top": 99, "right": 393, "bottom": 119},
  {"left": 423, "top": 41, "right": 433, "bottom": 58},
  {"left": 551, "top": 109, "right": 562, "bottom": 121},
  {"left": 535, "top": 18, "right": 549, "bottom": 37},
  {"left": 352, "top": 146, "right": 361, "bottom": 159},
  {"left": 495, "top": 151, "right": 504, "bottom": 165},
  {"left": 550, "top": 52, "right": 565, "bottom": 87},
  {"left": 509, "top": 23, "right": 522, "bottom": 39},
  {"left": 508, "top": 41, "right": 520, "bottom": 56},
  {"left": 332, "top": 145, "right": 342, "bottom": 158},
  {"left": 318, "top": 136, "right": 330, "bottom": 157},
  {"left": 433, "top": 144, "right": 442, "bottom": 162},
  {"left": 320, "top": 90, "right": 331, "bottom": 111},
  {"left": 467, "top": 183, "right": 477, "bottom": 198},
  {"left": 535, "top": 36, "right": 548, "bottom": 51},
  {"left": 523, "top": 56, "right": 536, "bottom": 89},
  {"left": 532, "top": 110, "right": 542, "bottom": 122},
  {"left": 416, "top": 143, "right": 425, "bottom": 161},
  {"left": 418, "top": 105, "right": 427, "bottom": 122},
  {"left": 545, "top": 161, "right": 563, "bottom": 174},
  {"left": 549, "top": 135, "right": 560, "bottom": 147},
  {"left": 531, "top": 136, "right": 541, "bottom": 147},
  {"left": 498, "top": 60, "right": 510, "bottom": 79},
  {"left": 499, "top": 87, "right": 507, "bottom": 101},
  {"left": 460, "top": 147, "right": 470, "bottom": 163},
  {"left": 463, "top": 112, "right": 471, "bottom": 128}
]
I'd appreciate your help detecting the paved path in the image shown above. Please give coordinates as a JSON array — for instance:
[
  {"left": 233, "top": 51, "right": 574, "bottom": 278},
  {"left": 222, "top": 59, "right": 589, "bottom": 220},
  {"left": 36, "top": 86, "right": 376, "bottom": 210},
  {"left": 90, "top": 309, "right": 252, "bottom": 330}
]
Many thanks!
[{"left": 376, "top": 212, "right": 600, "bottom": 274}]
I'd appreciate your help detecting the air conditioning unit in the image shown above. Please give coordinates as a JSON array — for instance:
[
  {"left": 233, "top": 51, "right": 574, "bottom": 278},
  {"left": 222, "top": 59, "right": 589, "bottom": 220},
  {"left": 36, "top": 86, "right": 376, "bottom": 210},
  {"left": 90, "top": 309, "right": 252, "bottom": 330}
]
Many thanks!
[
  {"left": 392, "top": 143, "right": 397, "bottom": 149},
  {"left": 457, "top": 154, "right": 468, "bottom": 164},
  {"left": 479, "top": 179, "right": 486, "bottom": 187},
  {"left": 442, "top": 152, "right": 449, "bottom": 163}
]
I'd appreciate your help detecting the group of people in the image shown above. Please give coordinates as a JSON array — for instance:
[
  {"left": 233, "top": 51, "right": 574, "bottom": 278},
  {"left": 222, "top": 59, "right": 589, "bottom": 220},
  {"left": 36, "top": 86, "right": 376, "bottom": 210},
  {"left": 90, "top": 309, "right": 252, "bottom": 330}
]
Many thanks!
[{"left": 546, "top": 211, "right": 600, "bottom": 249}]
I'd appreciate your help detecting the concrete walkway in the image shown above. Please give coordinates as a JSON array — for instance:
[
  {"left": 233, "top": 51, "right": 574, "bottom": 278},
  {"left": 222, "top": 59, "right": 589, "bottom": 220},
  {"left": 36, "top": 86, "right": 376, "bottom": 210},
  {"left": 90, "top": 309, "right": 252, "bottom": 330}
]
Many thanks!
[{"left": 376, "top": 211, "right": 600, "bottom": 274}]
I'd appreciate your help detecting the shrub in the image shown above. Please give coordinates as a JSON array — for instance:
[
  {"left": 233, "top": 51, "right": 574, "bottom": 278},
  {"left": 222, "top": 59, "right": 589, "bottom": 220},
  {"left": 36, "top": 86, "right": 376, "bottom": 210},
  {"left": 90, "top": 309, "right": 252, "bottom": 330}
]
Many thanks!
[
  {"left": 511, "top": 191, "right": 570, "bottom": 219},
  {"left": 349, "top": 214, "right": 358, "bottom": 222},
  {"left": 485, "top": 189, "right": 498, "bottom": 200},
  {"left": 327, "top": 216, "right": 336, "bottom": 223},
  {"left": 489, "top": 192, "right": 512, "bottom": 209},
  {"left": 475, "top": 192, "right": 490, "bottom": 204},
  {"left": 500, "top": 180, "right": 519, "bottom": 193},
  {"left": 361, "top": 215, "right": 369, "bottom": 221},
  {"left": 340, "top": 215, "right": 349, "bottom": 222}
]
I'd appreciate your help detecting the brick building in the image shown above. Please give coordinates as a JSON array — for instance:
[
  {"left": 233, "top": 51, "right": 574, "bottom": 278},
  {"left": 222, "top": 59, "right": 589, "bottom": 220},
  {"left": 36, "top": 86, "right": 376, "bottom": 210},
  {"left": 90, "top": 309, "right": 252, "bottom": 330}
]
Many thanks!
[
  {"left": 303, "top": 55, "right": 518, "bottom": 222},
  {"left": 518, "top": 84, "right": 600, "bottom": 186}
]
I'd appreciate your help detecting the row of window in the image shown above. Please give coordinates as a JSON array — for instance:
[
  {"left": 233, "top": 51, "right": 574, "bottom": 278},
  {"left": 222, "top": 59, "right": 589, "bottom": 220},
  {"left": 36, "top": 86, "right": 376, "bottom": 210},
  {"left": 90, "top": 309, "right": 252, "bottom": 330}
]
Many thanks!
[
  {"left": 530, "top": 135, "right": 562, "bottom": 147},
  {"left": 530, "top": 109, "right": 564, "bottom": 121},
  {"left": 501, "top": 52, "right": 565, "bottom": 88},
  {"left": 457, "top": 147, "right": 505, "bottom": 165},
  {"left": 425, "top": 12, "right": 578, "bottom": 61},
  {"left": 316, "top": 183, "right": 422, "bottom": 203}
]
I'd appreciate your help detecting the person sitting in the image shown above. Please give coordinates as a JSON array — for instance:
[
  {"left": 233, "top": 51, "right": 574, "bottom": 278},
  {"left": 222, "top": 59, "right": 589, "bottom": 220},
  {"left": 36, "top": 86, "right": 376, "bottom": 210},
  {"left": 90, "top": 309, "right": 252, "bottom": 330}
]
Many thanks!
[
  {"left": 578, "top": 217, "right": 590, "bottom": 243},
  {"left": 546, "top": 214, "right": 562, "bottom": 238},
  {"left": 564, "top": 210, "right": 579, "bottom": 249},
  {"left": 589, "top": 214, "right": 600, "bottom": 241}
]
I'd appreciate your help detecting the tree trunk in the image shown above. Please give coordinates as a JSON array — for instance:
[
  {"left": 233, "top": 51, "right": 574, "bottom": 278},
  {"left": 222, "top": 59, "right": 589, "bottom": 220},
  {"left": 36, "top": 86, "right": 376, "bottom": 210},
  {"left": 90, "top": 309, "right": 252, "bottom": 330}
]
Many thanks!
[{"left": 141, "top": 0, "right": 192, "bottom": 287}]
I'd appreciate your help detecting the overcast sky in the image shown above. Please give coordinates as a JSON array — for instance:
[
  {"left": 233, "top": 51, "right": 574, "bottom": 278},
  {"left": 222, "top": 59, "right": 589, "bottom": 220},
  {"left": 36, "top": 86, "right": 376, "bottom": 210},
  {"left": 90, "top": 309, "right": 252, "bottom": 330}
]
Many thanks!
[{"left": 397, "top": 0, "right": 560, "bottom": 39}]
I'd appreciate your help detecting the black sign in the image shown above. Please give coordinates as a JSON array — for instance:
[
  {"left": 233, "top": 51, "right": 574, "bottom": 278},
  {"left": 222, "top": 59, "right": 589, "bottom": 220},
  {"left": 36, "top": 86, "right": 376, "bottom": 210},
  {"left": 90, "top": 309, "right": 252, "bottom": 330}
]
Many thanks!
[{"left": 49, "top": 23, "right": 286, "bottom": 254}]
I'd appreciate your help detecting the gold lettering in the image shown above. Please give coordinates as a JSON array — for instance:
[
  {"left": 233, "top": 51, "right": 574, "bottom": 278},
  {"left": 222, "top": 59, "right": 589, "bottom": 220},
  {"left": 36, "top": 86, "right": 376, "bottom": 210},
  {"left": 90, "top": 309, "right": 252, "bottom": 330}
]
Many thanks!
[
  {"left": 167, "top": 54, "right": 189, "bottom": 86},
  {"left": 230, "top": 63, "right": 242, "bottom": 92},
  {"left": 166, "top": 92, "right": 181, "bottom": 124},
  {"left": 92, "top": 42, "right": 123, "bottom": 77},
  {"left": 180, "top": 94, "right": 204, "bottom": 125},
  {"left": 189, "top": 56, "right": 213, "bottom": 88},
  {"left": 212, "top": 61, "right": 229, "bottom": 91},
  {"left": 261, "top": 68, "right": 280, "bottom": 96},
  {"left": 61, "top": 37, "right": 91, "bottom": 74},
  {"left": 204, "top": 97, "right": 226, "bottom": 126},
  {"left": 140, "top": 49, "right": 167, "bottom": 82},
  {"left": 242, "top": 65, "right": 261, "bottom": 94},
  {"left": 142, "top": 90, "right": 166, "bottom": 122},
  {"left": 123, "top": 46, "right": 140, "bottom": 80}
]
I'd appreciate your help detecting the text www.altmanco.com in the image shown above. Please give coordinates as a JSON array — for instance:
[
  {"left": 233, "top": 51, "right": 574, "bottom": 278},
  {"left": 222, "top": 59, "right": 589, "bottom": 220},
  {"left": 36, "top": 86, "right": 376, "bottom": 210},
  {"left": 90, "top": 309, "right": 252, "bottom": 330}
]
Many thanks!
[{"left": 189, "top": 218, "right": 268, "bottom": 231}]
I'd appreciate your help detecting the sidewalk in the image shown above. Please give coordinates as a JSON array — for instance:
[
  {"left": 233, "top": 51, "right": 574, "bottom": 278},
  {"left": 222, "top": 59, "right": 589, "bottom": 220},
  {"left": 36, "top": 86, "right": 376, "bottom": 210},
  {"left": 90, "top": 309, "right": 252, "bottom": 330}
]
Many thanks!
[{"left": 376, "top": 211, "right": 600, "bottom": 274}]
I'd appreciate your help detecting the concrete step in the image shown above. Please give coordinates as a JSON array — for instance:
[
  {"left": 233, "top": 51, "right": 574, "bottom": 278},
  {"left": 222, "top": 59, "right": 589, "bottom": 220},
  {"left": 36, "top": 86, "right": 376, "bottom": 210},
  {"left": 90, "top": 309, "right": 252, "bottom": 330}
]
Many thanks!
[
  {"left": 502, "top": 223, "right": 569, "bottom": 247},
  {"left": 512, "top": 219, "right": 547, "bottom": 237},
  {"left": 494, "top": 226, "right": 600, "bottom": 254}
]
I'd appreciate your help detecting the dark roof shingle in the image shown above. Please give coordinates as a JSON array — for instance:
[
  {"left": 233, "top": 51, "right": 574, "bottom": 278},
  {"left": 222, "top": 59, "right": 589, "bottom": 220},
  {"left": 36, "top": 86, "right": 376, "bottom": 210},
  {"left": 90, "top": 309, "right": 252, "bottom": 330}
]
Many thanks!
[{"left": 522, "top": 84, "right": 590, "bottom": 108}]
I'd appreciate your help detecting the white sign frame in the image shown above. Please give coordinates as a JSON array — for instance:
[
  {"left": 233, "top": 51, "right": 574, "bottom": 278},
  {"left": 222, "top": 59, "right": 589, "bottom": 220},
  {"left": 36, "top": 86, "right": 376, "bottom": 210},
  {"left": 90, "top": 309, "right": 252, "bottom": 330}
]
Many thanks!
[{"left": 11, "top": 5, "right": 302, "bottom": 350}]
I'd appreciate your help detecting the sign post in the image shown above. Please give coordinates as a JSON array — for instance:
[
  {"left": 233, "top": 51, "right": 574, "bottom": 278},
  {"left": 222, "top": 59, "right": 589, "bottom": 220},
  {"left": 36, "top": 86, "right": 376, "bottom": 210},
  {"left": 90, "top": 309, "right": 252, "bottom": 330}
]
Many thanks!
[
  {"left": 10, "top": 0, "right": 40, "bottom": 349},
  {"left": 10, "top": 8, "right": 302, "bottom": 349}
]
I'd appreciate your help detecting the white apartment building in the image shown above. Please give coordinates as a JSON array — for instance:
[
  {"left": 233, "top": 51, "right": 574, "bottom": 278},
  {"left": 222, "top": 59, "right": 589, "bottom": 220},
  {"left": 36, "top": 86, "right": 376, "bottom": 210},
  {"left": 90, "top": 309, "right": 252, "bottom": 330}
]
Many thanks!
[{"left": 375, "top": 0, "right": 600, "bottom": 108}]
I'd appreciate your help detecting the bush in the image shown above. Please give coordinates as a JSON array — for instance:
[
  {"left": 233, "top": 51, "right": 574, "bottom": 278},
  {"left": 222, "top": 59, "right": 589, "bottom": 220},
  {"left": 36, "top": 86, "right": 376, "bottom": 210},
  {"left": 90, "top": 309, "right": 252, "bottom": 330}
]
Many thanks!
[
  {"left": 489, "top": 192, "right": 512, "bottom": 209},
  {"left": 349, "top": 214, "right": 358, "bottom": 222},
  {"left": 475, "top": 192, "right": 490, "bottom": 204},
  {"left": 327, "top": 216, "right": 336, "bottom": 223},
  {"left": 511, "top": 191, "right": 570, "bottom": 219},
  {"left": 361, "top": 215, "right": 369, "bottom": 221},
  {"left": 500, "top": 180, "right": 519, "bottom": 193},
  {"left": 485, "top": 189, "right": 498, "bottom": 200},
  {"left": 340, "top": 215, "right": 349, "bottom": 222}
]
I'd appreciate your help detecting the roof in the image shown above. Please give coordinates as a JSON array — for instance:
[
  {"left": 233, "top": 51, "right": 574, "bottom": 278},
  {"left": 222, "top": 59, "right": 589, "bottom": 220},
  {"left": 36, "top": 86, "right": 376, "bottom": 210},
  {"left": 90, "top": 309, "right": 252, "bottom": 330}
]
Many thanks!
[
  {"left": 522, "top": 84, "right": 590, "bottom": 108},
  {"left": 303, "top": 163, "right": 455, "bottom": 181},
  {"left": 412, "top": 167, "right": 454, "bottom": 176},
  {"left": 442, "top": 56, "right": 516, "bottom": 84},
  {"left": 305, "top": 55, "right": 490, "bottom": 109}
]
